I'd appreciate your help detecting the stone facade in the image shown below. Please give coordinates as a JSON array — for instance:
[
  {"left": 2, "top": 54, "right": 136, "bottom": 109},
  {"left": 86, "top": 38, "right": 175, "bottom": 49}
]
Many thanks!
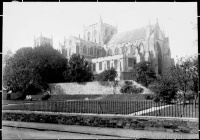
[
  {"left": 59, "top": 16, "right": 174, "bottom": 79},
  {"left": 34, "top": 34, "right": 53, "bottom": 47}
]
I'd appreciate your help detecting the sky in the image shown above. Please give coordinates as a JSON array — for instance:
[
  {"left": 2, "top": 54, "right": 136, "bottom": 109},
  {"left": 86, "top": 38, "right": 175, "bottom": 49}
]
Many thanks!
[{"left": 3, "top": 2, "right": 197, "bottom": 61}]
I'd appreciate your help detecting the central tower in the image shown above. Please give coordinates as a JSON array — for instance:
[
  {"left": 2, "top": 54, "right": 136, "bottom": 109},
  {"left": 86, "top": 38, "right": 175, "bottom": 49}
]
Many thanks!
[{"left": 83, "top": 16, "right": 118, "bottom": 45}]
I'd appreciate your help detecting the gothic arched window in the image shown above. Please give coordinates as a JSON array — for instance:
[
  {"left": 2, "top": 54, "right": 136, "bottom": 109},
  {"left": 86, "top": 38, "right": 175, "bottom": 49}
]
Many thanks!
[
  {"left": 105, "top": 29, "right": 108, "bottom": 37},
  {"left": 90, "top": 47, "right": 93, "bottom": 55},
  {"left": 94, "top": 30, "right": 97, "bottom": 43},
  {"left": 97, "top": 49, "right": 100, "bottom": 56},
  {"left": 102, "top": 49, "right": 106, "bottom": 57},
  {"left": 139, "top": 43, "right": 145, "bottom": 54},
  {"left": 87, "top": 32, "right": 91, "bottom": 41},
  {"left": 83, "top": 45, "right": 87, "bottom": 54},
  {"left": 111, "top": 31, "right": 114, "bottom": 36},
  {"left": 108, "top": 48, "right": 112, "bottom": 56},
  {"left": 115, "top": 47, "right": 119, "bottom": 55}
]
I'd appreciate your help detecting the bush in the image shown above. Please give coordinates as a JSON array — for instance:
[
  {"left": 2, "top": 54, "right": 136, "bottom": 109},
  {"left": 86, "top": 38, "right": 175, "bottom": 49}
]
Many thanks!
[
  {"left": 41, "top": 94, "right": 51, "bottom": 100},
  {"left": 98, "top": 67, "right": 117, "bottom": 82},
  {"left": 150, "top": 77, "right": 178, "bottom": 103},
  {"left": 176, "top": 90, "right": 195, "bottom": 102},
  {"left": 120, "top": 81, "right": 144, "bottom": 94},
  {"left": 145, "top": 94, "right": 154, "bottom": 100}
]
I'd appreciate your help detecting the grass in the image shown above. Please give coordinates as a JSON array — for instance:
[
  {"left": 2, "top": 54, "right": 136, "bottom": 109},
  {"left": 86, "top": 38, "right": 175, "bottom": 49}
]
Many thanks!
[
  {"left": 48, "top": 94, "right": 146, "bottom": 101},
  {"left": 3, "top": 100, "right": 154, "bottom": 115},
  {"left": 143, "top": 102, "right": 199, "bottom": 118}
]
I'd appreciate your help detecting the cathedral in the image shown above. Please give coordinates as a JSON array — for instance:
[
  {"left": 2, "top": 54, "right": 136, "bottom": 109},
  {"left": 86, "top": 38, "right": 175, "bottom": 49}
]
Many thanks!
[
  {"left": 34, "top": 34, "right": 53, "bottom": 47},
  {"left": 59, "top": 16, "right": 174, "bottom": 80}
]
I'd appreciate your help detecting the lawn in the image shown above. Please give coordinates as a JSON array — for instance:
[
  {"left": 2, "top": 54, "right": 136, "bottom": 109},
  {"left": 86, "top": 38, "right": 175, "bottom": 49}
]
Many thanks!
[
  {"left": 143, "top": 103, "right": 199, "bottom": 118},
  {"left": 3, "top": 100, "right": 154, "bottom": 115},
  {"left": 48, "top": 94, "right": 147, "bottom": 101}
]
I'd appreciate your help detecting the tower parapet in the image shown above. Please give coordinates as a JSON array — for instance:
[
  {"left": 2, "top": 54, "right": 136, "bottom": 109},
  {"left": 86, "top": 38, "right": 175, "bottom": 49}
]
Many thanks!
[{"left": 34, "top": 35, "right": 53, "bottom": 47}]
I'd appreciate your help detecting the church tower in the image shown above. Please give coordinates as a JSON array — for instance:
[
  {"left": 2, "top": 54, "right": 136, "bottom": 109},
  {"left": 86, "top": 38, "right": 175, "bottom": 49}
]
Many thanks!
[{"left": 83, "top": 15, "right": 117, "bottom": 45}]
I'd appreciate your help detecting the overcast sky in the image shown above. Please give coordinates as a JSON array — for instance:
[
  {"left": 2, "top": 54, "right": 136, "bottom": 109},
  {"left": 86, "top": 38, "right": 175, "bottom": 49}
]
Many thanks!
[{"left": 3, "top": 2, "right": 197, "bottom": 61}]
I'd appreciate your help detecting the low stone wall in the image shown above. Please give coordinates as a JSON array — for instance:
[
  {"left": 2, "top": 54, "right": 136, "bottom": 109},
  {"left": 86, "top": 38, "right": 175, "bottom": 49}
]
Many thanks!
[
  {"left": 2, "top": 111, "right": 198, "bottom": 134},
  {"left": 49, "top": 81, "right": 151, "bottom": 95},
  {"left": 49, "top": 81, "right": 116, "bottom": 95}
]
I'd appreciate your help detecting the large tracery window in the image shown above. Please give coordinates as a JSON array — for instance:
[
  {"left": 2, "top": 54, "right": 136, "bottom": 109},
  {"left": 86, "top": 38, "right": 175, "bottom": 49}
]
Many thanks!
[{"left": 90, "top": 47, "right": 93, "bottom": 55}]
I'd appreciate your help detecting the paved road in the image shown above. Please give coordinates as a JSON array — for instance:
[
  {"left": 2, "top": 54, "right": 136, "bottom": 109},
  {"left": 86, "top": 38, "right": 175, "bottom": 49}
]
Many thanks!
[{"left": 2, "top": 126, "right": 126, "bottom": 139}]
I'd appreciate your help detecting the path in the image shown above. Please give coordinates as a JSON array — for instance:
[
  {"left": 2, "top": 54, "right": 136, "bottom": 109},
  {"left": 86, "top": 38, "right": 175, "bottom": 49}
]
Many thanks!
[
  {"left": 3, "top": 121, "right": 198, "bottom": 139},
  {"left": 3, "top": 126, "right": 124, "bottom": 139},
  {"left": 129, "top": 104, "right": 173, "bottom": 116}
]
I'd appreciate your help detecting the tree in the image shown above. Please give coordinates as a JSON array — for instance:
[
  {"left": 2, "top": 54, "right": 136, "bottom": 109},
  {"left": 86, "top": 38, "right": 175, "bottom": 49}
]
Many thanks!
[
  {"left": 64, "top": 54, "right": 93, "bottom": 82},
  {"left": 150, "top": 74, "right": 178, "bottom": 103},
  {"left": 98, "top": 67, "right": 117, "bottom": 82},
  {"left": 168, "top": 55, "right": 198, "bottom": 106},
  {"left": 132, "top": 61, "right": 157, "bottom": 87},
  {"left": 3, "top": 45, "right": 68, "bottom": 98}
]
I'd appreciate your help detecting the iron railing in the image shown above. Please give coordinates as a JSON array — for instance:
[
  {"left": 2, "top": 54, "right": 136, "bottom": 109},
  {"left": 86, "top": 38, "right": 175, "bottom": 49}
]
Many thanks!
[{"left": 2, "top": 100, "right": 199, "bottom": 118}]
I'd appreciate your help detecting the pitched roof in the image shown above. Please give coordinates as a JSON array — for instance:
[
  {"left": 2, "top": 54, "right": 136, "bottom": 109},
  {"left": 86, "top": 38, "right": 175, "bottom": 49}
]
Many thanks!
[
  {"left": 107, "top": 24, "right": 157, "bottom": 45},
  {"left": 71, "top": 36, "right": 100, "bottom": 46}
]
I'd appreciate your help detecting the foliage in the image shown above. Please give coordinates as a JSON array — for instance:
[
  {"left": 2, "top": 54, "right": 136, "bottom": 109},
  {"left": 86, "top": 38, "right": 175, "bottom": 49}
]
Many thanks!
[
  {"left": 150, "top": 76, "right": 178, "bottom": 103},
  {"left": 176, "top": 90, "right": 195, "bottom": 102},
  {"left": 132, "top": 61, "right": 157, "bottom": 87},
  {"left": 98, "top": 67, "right": 118, "bottom": 82},
  {"left": 3, "top": 45, "right": 68, "bottom": 96},
  {"left": 166, "top": 55, "right": 198, "bottom": 104},
  {"left": 64, "top": 54, "right": 93, "bottom": 82},
  {"left": 145, "top": 94, "right": 155, "bottom": 100},
  {"left": 120, "top": 81, "right": 144, "bottom": 94}
]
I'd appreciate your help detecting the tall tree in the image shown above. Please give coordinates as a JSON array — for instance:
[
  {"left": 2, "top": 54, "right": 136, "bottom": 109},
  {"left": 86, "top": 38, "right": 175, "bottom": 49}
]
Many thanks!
[
  {"left": 166, "top": 55, "right": 198, "bottom": 106},
  {"left": 64, "top": 54, "right": 93, "bottom": 82},
  {"left": 3, "top": 45, "right": 69, "bottom": 97},
  {"left": 132, "top": 61, "right": 157, "bottom": 87}
]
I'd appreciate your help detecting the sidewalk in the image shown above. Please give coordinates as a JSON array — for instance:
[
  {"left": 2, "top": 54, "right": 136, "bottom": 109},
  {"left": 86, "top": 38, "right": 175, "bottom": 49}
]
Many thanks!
[{"left": 2, "top": 121, "right": 198, "bottom": 139}]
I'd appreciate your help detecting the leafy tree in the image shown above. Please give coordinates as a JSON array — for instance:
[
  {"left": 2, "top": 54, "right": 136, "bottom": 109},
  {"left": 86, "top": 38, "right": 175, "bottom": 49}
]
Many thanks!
[
  {"left": 98, "top": 67, "right": 117, "bottom": 82},
  {"left": 3, "top": 45, "right": 68, "bottom": 98},
  {"left": 64, "top": 54, "right": 93, "bottom": 82},
  {"left": 168, "top": 55, "right": 198, "bottom": 106},
  {"left": 150, "top": 75, "right": 178, "bottom": 103},
  {"left": 132, "top": 61, "right": 157, "bottom": 87}
]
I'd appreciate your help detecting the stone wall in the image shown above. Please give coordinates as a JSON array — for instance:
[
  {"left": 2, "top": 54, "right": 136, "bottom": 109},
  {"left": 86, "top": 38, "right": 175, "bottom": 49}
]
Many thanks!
[
  {"left": 49, "top": 81, "right": 151, "bottom": 95},
  {"left": 49, "top": 81, "right": 116, "bottom": 95},
  {"left": 2, "top": 111, "right": 198, "bottom": 134}
]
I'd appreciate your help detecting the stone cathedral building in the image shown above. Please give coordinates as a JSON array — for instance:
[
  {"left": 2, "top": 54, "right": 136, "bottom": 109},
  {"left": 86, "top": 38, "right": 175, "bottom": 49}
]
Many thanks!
[
  {"left": 59, "top": 16, "right": 174, "bottom": 80},
  {"left": 34, "top": 34, "right": 53, "bottom": 47}
]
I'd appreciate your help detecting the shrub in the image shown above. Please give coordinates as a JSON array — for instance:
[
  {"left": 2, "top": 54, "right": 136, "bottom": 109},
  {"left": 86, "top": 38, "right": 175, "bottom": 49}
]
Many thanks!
[
  {"left": 145, "top": 94, "right": 154, "bottom": 100},
  {"left": 176, "top": 90, "right": 195, "bottom": 102},
  {"left": 98, "top": 67, "right": 117, "bottom": 82},
  {"left": 120, "top": 81, "right": 144, "bottom": 94},
  {"left": 150, "top": 77, "right": 178, "bottom": 103}
]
